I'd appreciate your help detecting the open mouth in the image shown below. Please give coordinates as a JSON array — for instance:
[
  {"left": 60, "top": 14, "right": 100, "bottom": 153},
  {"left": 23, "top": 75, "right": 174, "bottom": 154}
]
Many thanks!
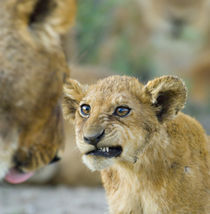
[
  {"left": 4, "top": 168, "right": 34, "bottom": 184},
  {"left": 86, "top": 146, "right": 122, "bottom": 158}
]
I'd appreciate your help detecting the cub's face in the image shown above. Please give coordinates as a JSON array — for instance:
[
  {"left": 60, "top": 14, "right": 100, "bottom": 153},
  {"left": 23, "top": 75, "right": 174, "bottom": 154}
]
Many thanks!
[
  {"left": 75, "top": 85, "right": 155, "bottom": 170},
  {"left": 63, "top": 76, "right": 186, "bottom": 171}
]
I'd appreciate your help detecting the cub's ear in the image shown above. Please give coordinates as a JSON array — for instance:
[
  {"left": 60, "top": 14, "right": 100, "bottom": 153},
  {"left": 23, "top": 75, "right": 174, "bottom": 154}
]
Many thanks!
[
  {"left": 143, "top": 76, "right": 187, "bottom": 122},
  {"left": 63, "top": 79, "right": 87, "bottom": 121}
]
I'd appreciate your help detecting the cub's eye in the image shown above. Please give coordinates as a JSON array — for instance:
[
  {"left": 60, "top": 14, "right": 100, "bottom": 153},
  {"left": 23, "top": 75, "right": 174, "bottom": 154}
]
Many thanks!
[
  {"left": 114, "top": 106, "right": 131, "bottom": 117},
  {"left": 80, "top": 104, "right": 91, "bottom": 117}
]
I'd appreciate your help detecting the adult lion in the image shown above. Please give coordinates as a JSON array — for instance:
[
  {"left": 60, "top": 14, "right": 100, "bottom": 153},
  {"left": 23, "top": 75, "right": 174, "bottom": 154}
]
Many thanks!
[{"left": 0, "top": 0, "right": 76, "bottom": 183}]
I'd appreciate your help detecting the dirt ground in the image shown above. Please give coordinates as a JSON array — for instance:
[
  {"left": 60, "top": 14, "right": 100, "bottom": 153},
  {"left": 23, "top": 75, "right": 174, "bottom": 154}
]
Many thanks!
[{"left": 0, "top": 185, "right": 107, "bottom": 214}]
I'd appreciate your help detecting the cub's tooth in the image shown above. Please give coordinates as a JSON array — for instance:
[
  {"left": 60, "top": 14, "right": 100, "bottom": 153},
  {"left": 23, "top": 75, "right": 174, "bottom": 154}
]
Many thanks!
[
  {"left": 103, "top": 148, "right": 106, "bottom": 152},
  {"left": 107, "top": 147, "right": 109, "bottom": 152}
]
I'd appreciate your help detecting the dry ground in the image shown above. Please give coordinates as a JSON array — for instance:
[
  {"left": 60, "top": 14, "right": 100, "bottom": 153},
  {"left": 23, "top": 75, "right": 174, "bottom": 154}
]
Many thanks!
[{"left": 0, "top": 185, "right": 107, "bottom": 214}]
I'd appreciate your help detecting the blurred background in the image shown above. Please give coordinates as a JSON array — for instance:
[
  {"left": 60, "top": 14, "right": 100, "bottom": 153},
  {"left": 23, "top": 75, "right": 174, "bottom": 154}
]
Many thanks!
[{"left": 1, "top": 0, "right": 210, "bottom": 213}]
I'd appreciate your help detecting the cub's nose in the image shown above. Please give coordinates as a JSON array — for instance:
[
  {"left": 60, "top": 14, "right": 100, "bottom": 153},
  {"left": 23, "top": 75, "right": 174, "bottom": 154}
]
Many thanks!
[{"left": 84, "top": 130, "right": 105, "bottom": 146}]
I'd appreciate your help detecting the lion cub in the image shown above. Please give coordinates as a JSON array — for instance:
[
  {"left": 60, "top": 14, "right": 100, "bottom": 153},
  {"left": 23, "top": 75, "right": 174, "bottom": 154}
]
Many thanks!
[{"left": 63, "top": 75, "right": 209, "bottom": 214}]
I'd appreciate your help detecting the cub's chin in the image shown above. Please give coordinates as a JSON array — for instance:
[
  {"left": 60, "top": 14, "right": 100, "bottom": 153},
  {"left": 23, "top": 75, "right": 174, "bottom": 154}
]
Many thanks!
[{"left": 82, "top": 155, "right": 115, "bottom": 171}]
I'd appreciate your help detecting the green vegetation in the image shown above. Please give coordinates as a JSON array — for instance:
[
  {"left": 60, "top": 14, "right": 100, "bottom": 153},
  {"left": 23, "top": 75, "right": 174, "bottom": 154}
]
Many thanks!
[
  {"left": 76, "top": 0, "right": 155, "bottom": 81},
  {"left": 76, "top": 0, "right": 118, "bottom": 64}
]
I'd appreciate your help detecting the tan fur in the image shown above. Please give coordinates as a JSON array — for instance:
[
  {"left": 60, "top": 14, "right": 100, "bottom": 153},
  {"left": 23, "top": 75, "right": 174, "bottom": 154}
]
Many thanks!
[
  {"left": 0, "top": 0, "right": 76, "bottom": 179},
  {"left": 189, "top": 54, "right": 210, "bottom": 104},
  {"left": 64, "top": 75, "right": 210, "bottom": 213}
]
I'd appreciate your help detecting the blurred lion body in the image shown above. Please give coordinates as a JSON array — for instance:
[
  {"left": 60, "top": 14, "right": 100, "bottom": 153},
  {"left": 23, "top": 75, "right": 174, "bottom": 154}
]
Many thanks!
[
  {"left": 100, "top": 0, "right": 210, "bottom": 79},
  {"left": 138, "top": 0, "right": 210, "bottom": 75},
  {"left": 0, "top": 0, "right": 76, "bottom": 180},
  {"left": 138, "top": 0, "right": 210, "bottom": 35},
  {"left": 189, "top": 53, "right": 210, "bottom": 104}
]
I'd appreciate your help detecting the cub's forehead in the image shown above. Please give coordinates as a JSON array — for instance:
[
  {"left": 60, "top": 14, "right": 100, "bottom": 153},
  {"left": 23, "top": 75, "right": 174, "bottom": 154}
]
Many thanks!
[
  {"left": 91, "top": 75, "right": 143, "bottom": 93},
  {"left": 83, "top": 75, "right": 144, "bottom": 104}
]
